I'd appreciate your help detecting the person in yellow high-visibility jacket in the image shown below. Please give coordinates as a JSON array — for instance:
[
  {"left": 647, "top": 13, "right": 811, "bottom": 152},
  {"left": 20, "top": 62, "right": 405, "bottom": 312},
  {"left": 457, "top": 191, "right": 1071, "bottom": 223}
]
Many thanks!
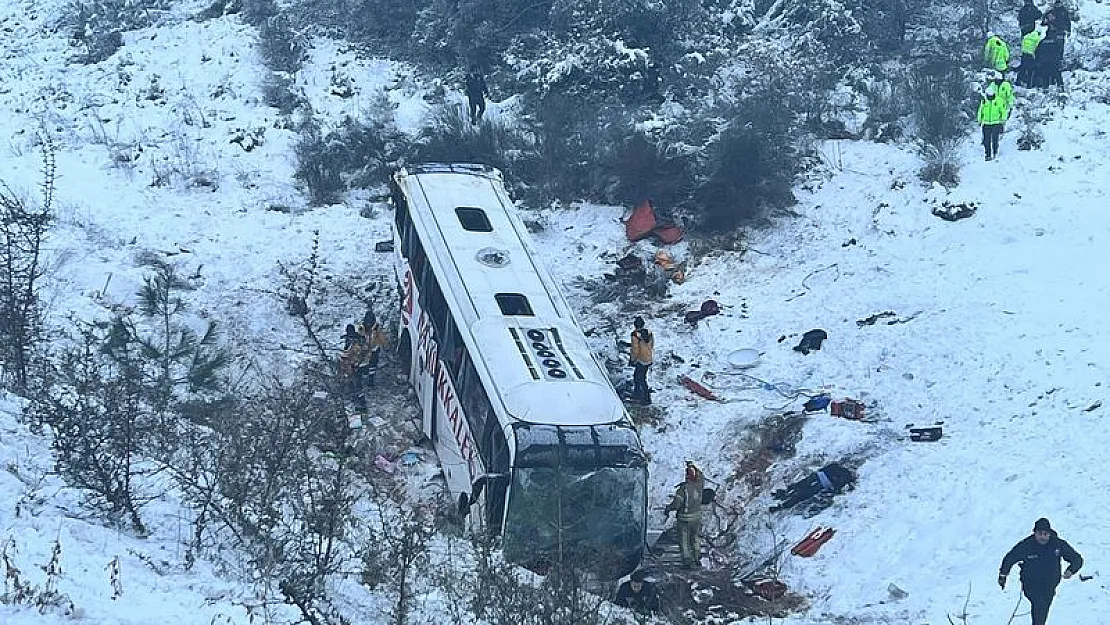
[
  {"left": 984, "top": 32, "right": 1011, "bottom": 72},
  {"left": 978, "top": 85, "right": 1008, "bottom": 160},
  {"left": 629, "top": 316, "right": 654, "bottom": 405},
  {"left": 990, "top": 71, "right": 1015, "bottom": 121},
  {"left": 1019, "top": 26, "right": 1045, "bottom": 87}
]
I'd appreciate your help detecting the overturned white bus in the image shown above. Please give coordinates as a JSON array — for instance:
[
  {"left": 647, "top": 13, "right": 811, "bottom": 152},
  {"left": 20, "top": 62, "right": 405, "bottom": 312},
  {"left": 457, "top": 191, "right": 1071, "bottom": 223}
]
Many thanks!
[{"left": 390, "top": 163, "right": 647, "bottom": 579}]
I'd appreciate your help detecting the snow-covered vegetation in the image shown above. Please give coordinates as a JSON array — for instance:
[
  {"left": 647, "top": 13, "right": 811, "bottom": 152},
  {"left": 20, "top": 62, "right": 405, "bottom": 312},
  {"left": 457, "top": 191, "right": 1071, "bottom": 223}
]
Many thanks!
[{"left": 2, "top": 0, "right": 1109, "bottom": 624}]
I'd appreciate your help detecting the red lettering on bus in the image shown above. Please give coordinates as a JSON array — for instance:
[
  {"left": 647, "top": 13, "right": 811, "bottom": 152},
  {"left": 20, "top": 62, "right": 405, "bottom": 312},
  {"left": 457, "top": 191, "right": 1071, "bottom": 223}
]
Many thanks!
[{"left": 402, "top": 268, "right": 414, "bottom": 323}]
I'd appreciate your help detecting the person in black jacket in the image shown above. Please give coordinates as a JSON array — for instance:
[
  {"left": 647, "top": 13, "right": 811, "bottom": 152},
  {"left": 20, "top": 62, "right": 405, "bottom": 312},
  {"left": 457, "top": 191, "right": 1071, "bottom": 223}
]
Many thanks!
[
  {"left": 1019, "top": 0, "right": 1043, "bottom": 35},
  {"left": 999, "top": 518, "right": 1083, "bottom": 625},
  {"left": 769, "top": 462, "right": 856, "bottom": 511},
  {"left": 464, "top": 68, "right": 489, "bottom": 125},
  {"left": 614, "top": 569, "right": 660, "bottom": 614}
]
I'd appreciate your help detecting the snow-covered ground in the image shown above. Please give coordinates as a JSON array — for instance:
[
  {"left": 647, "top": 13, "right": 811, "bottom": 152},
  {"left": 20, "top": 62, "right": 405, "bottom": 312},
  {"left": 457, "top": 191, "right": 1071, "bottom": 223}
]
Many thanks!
[{"left": 2, "top": 0, "right": 1109, "bottom": 623}]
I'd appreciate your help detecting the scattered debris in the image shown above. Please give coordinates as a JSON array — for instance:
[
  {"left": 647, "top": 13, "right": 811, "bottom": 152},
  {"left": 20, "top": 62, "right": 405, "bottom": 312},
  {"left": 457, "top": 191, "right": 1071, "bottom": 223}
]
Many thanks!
[
  {"left": 374, "top": 240, "right": 394, "bottom": 252},
  {"left": 373, "top": 454, "right": 397, "bottom": 473},
  {"left": 906, "top": 421, "right": 944, "bottom": 442},
  {"left": 684, "top": 299, "right": 722, "bottom": 326},
  {"left": 857, "top": 311, "right": 897, "bottom": 326},
  {"left": 857, "top": 310, "right": 922, "bottom": 326},
  {"left": 678, "top": 374, "right": 723, "bottom": 401},
  {"left": 793, "top": 329, "right": 828, "bottom": 355},
  {"left": 791, "top": 527, "right": 836, "bottom": 557},
  {"left": 785, "top": 264, "right": 840, "bottom": 301},
  {"left": 1084, "top": 400, "right": 1102, "bottom": 412},
  {"left": 803, "top": 394, "right": 831, "bottom": 413},
  {"left": 749, "top": 578, "right": 788, "bottom": 600},
  {"left": 830, "top": 398, "right": 866, "bottom": 421},
  {"left": 931, "top": 201, "right": 977, "bottom": 222},
  {"left": 654, "top": 249, "right": 687, "bottom": 284},
  {"left": 724, "top": 348, "right": 760, "bottom": 370},
  {"left": 624, "top": 199, "right": 685, "bottom": 244}
]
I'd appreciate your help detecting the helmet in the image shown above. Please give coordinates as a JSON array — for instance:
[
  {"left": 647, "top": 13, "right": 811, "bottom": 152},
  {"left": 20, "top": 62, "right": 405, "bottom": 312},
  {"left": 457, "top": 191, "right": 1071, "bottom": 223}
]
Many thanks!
[
  {"left": 985, "top": 84, "right": 997, "bottom": 97},
  {"left": 991, "top": 70, "right": 1003, "bottom": 81}
]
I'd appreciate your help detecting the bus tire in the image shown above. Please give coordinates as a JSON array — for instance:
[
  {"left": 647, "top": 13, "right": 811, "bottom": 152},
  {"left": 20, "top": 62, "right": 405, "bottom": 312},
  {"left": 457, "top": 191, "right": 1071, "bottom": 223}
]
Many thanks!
[{"left": 456, "top": 493, "right": 470, "bottom": 521}]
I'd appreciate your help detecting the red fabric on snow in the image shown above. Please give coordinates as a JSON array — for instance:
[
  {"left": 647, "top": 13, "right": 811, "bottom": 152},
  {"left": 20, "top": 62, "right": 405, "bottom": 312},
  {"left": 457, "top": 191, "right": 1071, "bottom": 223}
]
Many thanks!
[{"left": 624, "top": 200, "right": 657, "bottom": 242}]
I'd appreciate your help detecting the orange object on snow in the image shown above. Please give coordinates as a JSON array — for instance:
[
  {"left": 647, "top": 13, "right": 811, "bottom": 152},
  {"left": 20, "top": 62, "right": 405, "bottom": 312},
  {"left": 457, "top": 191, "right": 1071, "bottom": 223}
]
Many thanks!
[
  {"left": 678, "top": 374, "right": 721, "bottom": 401},
  {"left": 625, "top": 200, "right": 658, "bottom": 242},
  {"left": 791, "top": 527, "right": 836, "bottom": 557},
  {"left": 624, "top": 199, "right": 686, "bottom": 244}
]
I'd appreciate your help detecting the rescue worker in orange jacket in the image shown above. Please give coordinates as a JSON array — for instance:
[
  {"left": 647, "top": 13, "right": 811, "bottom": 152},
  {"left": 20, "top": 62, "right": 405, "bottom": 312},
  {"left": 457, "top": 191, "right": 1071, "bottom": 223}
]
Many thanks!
[
  {"left": 355, "top": 310, "right": 388, "bottom": 388},
  {"left": 629, "top": 316, "right": 654, "bottom": 405}
]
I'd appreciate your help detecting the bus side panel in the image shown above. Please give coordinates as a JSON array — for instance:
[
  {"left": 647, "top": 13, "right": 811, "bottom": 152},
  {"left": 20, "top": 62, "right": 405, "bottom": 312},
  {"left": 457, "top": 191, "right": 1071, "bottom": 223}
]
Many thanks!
[
  {"left": 431, "top": 355, "right": 483, "bottom": 501},
  {"left": 397, "top": 256, "right": 484, "bottom": 504}
]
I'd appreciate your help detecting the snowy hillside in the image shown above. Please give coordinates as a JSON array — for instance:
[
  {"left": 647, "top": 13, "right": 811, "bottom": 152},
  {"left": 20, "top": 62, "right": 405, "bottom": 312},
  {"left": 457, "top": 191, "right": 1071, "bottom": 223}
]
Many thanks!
[{"left": 2, "top": 0, "right": 1110, "bottom": 624}]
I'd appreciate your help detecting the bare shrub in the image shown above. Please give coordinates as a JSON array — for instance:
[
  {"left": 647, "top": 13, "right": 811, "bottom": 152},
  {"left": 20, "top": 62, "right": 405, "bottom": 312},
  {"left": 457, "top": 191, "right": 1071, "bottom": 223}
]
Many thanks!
[
  {"left": 150, "top": 127, "right": 220, "bottom": 190},
  {"left": 413, "top": 103, "right": 530, "bottom": 185},
  {"left": 598, "top": 129, "right": 695, "bottom": 209},
  {"left": 294, "top": 106, "right": 409, "bottom": 205},
  {"left": 32, "top": 320, "right": 154, "bottom": 532},
  {"left": 911, "top": 57, "right": 972, "bottom": 186},
  {"left": 919, "top": 140, "right": 962, "bottom": 187},
  {"left": 256, "top": 12, "right": 308, "bottom": 75},
  {"left": 262, "top": 72, "right": 308, "bottom": 115},
  {"left": 60, "top": 0, "right": 173, "bottom": 64},
  {"left": 0, "top": 140, "right": 54, "bottom": 392},
  {"left": 1, "top": 539, "right": 75, "bottom": 615}
]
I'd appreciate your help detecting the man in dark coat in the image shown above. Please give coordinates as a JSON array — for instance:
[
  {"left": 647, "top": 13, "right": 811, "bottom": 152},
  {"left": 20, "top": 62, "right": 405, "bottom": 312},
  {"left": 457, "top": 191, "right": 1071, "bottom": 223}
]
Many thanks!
[
  {"left": 999, "top": 517, "right": 1083, "bottom": 625},
  {"left": 464, "top": 68, "right": 489, "bottom": 125},
  {"left": 1019, "top": 0, "right": 1043, "bottom": 35},
  {"left": 770, "top": 462, "right": 856, "bottom": 511},
  {"left": 614, "top": 569, "right": 660, "bottom": 614},
  {"left": 1039, "top": 1, "right": 1072, "bottom": 89}
]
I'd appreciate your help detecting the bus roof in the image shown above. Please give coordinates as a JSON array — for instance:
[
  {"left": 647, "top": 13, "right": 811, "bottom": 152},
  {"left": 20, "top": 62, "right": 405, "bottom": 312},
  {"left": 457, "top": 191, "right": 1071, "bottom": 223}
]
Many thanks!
[{"left": 397, "top": 164, "right": 627, "bottom": 427}]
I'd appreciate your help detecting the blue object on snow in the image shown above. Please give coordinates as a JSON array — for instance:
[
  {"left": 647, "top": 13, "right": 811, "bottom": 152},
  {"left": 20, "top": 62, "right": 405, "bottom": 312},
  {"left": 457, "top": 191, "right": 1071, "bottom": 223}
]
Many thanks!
[{"left": 803, "top": 394, "right": 832, "bottom": 412}]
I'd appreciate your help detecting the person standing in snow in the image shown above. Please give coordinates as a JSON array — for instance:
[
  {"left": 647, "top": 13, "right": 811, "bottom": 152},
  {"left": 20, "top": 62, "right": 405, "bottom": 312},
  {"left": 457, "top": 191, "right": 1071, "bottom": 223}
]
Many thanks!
[
  {"left": 1019, "top": 0, "right": 1043, "bottom": 36},
  {"left": 983, "top": 32, "right": 1011, "bottom": 72},
  {"left": 664, "top": 462, "right": 705, "bottom": 568},
  {"left": 990, "top": 70, "right": 1015, "bottom": 122},
  {"left": 629, "top": 316, "right": 654, "bottom": 405},
  {"left": 464, "top": 67, "right": 489, "bottom": 125},
  {"left": 356, "top": 309, "right": 388, "bottom": 388},
  {"left": 978, "top": 85, "right": 1007, "bottom": 161},
  {"left": 1019, "top": 26, "right": 1046, "bottom": 87},
  {"left": 999, "top": 518, "right": 1083, "bottom": 625},
  {"left": 339, "top": 323, "right": 370, "bottom": 410},
  {"left": 1039, "top": 2, "right": 1071, "bottom": 89}
]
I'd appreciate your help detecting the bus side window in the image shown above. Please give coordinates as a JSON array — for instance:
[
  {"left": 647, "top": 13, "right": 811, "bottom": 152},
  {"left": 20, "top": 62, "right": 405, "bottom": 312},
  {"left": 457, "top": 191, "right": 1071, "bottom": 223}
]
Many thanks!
[
  {"left": 423, "top": 271, "right": 449, "bottom": 332},
  {"left": 459, "top": 357, "right": 491, "bottom": 455},
  {"left": 399, "top": 210, "right": 413, "bottom": 259},
  {"left": 441, "top": 317, "right": 465, "bottom": 378},
  {"left": 409, "top": 235, "right": 427, "bottom": 288}
]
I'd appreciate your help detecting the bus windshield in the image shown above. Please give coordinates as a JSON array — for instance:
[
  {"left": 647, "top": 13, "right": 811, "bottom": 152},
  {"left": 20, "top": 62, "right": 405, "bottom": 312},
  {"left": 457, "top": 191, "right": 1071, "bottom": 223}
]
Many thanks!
[
  {"left": 503, "top": 466, "right": 647, "bottom": 579},
  {"left": 502, "top": 423, "right": 648, "bottom": 579}
]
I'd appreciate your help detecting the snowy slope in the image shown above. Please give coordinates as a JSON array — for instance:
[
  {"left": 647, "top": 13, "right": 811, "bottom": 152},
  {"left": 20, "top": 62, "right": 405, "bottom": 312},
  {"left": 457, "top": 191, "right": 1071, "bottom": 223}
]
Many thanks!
[{"left": 2, "top": 0, "right": 1110, "bottom": 624}]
